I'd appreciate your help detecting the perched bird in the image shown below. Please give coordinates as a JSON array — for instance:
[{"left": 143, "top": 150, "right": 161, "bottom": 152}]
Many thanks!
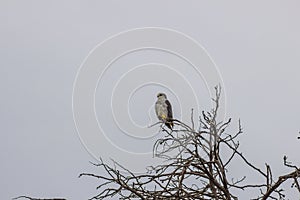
[{"left": 155, "top": 93, "right": 173, "bottom": 130}]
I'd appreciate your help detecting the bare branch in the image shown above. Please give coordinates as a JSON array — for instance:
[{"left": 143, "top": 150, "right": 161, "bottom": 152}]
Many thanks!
[{"left": 13, "top": 196, "right": 66, "bottom": 200}]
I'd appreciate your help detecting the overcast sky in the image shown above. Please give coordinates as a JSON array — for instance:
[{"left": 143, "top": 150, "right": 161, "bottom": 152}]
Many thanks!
[{"left": 1, "top": 1, "right": 300, "bottom": 199}]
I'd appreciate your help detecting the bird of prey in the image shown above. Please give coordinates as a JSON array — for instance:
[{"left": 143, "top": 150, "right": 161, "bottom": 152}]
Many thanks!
[{"left": 155, "top": 93, "right": 173, "bottom": 130}]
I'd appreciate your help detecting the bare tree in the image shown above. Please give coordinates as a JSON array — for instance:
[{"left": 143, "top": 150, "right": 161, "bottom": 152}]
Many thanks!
[
  {"left": 79, "top": 87, "right": 300, "bottom": 200},
  {"left": 15, "top": 87, "right": 299, "bottom": 200}
]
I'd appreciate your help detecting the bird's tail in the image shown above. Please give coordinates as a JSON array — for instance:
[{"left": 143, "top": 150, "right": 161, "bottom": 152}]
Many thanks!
[{"left": 165, "top": 120, "right": 174, "bottom": 130}]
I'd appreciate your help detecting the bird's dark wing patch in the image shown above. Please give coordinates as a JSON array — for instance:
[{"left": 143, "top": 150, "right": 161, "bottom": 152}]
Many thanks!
[{"left": 165, "top": 99, "right": 173, "bottom": 119}]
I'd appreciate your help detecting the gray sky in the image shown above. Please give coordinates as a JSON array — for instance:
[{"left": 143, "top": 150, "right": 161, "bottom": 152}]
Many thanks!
[{"left": 1, "top": 1, "right": 300, "bottom": 199}]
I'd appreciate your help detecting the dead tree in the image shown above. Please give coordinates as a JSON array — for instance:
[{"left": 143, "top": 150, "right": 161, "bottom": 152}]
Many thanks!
[
  {"left": 79, "top": 87, "right": 300, "bottom": 200},
  {"left": 16, "top": 87, "right": 299, "bottom": 200}
]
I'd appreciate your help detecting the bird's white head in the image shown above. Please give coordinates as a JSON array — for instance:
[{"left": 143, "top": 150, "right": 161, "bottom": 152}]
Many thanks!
[{"left": 157, "top": 93, "right": 167, "bottom": 99}]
